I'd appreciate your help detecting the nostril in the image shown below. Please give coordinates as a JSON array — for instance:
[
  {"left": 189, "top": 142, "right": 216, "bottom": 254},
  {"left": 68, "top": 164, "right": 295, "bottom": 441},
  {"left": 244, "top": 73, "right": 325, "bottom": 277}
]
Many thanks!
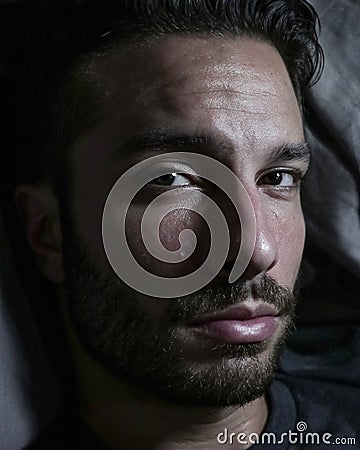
[{"left": 267, "top": 257, "right": 277, "bottom": 273}]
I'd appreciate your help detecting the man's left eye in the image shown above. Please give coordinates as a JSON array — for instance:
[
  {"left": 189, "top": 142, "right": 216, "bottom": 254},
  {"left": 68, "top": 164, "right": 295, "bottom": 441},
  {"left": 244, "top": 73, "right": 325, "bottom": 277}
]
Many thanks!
[
  {"left": 259, "top": 171, "right": 300, "bottom": 188},
  {"left": 150, "top": 173, "right": 191, "bottom": 187}
]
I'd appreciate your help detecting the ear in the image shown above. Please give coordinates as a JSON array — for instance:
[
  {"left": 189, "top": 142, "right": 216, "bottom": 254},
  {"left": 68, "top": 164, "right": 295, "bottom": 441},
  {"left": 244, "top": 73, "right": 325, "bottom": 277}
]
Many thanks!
[{"left": 14, "top": 183, "right": 64, "bottom": 284}]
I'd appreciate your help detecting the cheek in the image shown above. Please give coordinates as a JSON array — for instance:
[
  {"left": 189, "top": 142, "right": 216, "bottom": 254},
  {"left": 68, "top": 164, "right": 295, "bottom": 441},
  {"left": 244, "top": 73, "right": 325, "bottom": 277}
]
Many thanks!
[
  {"left": 269, "top": 206, "right": 305, "bottom": 288},
  {"left": 69, "top": 134, "right": 133, "bottom": 264},
  {"left": 71, "top": 173, "right": 118, "bottom": 270},
  {"left": 125, "top": 206, "right": 211, "bottom": 278}
]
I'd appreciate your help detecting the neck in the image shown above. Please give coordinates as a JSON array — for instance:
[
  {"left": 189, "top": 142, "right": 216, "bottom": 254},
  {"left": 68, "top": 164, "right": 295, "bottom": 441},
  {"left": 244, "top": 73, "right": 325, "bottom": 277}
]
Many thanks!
[
  {"left": 59, "top": 297, "right": 269, "bottom": 450},
  {"left": 80, "top": 390, "right": 268, "bottom": 450}
]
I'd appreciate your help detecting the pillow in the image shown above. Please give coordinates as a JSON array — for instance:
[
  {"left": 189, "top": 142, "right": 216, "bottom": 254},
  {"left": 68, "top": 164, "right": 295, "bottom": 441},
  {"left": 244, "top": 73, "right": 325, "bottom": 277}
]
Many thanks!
[{"left": 300, "top": 0, "right": 360, "bottom": 319}]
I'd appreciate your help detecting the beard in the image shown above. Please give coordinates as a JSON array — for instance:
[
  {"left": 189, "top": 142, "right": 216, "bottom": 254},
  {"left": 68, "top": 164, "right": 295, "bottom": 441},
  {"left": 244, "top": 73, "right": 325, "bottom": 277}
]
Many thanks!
[{"left": 60, "top": 212, "right": 297, "bottom": 409}]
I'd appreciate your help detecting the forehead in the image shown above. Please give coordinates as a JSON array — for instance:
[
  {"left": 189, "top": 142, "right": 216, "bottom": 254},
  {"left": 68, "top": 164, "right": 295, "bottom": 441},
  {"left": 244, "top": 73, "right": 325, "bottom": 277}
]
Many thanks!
[{"left": 75, "top": 34, "right": 303, "bottom": 163}]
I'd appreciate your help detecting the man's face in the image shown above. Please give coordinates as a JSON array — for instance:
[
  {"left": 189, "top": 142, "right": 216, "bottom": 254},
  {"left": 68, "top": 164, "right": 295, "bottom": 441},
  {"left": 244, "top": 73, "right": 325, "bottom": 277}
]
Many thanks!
[{"left": 60, "top": 35, "right": 307, "bottom": 406}]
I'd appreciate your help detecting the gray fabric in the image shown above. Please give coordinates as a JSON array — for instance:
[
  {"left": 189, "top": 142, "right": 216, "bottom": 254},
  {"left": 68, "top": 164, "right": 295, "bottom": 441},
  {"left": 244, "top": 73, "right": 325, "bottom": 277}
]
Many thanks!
[
  {"left": 1, "top": 8, "right": 61, "bottom": 447},
  {"left": 304, "top": 0, "right": 360, "bottom": 283},
  {"left": 0, "top": 209, "right": 61, "bottom": 450}
]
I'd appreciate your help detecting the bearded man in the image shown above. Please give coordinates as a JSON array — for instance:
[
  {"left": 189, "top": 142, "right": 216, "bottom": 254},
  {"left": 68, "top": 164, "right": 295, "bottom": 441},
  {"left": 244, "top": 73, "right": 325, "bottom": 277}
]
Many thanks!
[{"left": 5, "top": 0, "right": 358, "bottom": 449}]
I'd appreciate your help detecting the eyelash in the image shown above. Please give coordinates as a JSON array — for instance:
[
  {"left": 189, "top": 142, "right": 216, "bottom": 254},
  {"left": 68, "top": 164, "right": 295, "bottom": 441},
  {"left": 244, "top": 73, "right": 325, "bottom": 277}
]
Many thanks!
[
  {"left": 149, "top": 173, "right": 198, "bottom": 188},
  {"left": 257, "top": 168, "right": 305, "bottom": 190}
]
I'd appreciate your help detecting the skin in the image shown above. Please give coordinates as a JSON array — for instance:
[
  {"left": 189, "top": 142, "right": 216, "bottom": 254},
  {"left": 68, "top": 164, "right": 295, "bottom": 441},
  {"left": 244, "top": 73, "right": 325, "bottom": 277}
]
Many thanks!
[{"left": 16, "top": 35, "right": 309, "bottom": 449}]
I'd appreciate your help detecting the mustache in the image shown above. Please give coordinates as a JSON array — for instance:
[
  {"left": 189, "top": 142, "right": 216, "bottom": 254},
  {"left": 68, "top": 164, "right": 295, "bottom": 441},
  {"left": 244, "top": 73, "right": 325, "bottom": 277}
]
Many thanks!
[
  {"left": 61, "top": 224, "right": 297, "bottom": 327},
  {"left": 166, "top": 272, "right": 297, "bottom": 323}
]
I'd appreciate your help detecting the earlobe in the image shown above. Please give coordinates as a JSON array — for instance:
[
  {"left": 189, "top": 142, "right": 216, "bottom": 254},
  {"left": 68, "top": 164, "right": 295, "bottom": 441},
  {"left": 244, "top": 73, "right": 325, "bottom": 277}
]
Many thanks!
[{"left": 14, "top": 183, "right": 64, "bottom": 284}]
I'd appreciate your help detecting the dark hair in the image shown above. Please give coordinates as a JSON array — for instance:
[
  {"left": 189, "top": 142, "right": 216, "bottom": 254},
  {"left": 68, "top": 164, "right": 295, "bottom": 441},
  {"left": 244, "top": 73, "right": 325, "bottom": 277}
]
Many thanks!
[{"left": 3, "top": 0, "right": 323, "bottom": 192}]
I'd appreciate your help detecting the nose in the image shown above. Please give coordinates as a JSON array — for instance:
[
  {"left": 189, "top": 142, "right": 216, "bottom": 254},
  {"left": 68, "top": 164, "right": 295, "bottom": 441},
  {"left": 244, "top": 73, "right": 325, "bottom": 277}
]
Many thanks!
[
  {"left": 241, "top": 225, "right": 278, "bottom": 280},
  {"left": 224, "top": 194, "right": 278, "bottom": 281}
]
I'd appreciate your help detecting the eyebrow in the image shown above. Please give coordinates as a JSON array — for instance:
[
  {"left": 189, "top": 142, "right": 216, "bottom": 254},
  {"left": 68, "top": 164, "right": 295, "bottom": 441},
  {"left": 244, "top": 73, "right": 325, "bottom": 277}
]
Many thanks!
[
  {"left": 112, "top": 131, "right": 311, "bottom": 164},
  {"left": 114, "top": 132, "right": 221, "bottom": 155},
  {"left": 265, "top": 142, "right": 311, "bottom": 165}
]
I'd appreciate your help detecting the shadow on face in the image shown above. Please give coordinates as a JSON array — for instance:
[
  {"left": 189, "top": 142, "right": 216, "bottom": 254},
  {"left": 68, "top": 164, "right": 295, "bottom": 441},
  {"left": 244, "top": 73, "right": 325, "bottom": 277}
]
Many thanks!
[{"left": 16, "top": 35, "right": 309, "bottom": 407}]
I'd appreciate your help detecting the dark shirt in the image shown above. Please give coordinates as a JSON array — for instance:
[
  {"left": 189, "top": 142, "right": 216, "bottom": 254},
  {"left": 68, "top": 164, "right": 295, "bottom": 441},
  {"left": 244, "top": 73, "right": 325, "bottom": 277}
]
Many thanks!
[{"left": 26, "top": 325, "right": 360, "bottom": 449}]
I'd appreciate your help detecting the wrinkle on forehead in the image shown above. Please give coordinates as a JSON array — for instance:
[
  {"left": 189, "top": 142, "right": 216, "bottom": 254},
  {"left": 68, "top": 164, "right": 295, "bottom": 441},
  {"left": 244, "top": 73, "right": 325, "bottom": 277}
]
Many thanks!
[
  {"left": 79, "top": 34, "right": 302, "bottom": 151},
  {"left": 155, "top": 81, "right": 296, "bottom": 125},
  {"left": 147, "top": 35, "right": 295, "bottom": 104},
  {"left": 88, "top": 34, "right": 296, "bottom": 109}
]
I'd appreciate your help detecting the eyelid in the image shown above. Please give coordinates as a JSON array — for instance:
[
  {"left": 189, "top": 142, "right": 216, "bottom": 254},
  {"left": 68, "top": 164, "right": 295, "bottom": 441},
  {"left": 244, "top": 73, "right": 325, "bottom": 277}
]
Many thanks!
[
  {"left": 146, "top": 159, "right": 201, "bottom": 188},
  {"left": 152, "top": 162, "right": 198, "bottom": 177},
  {"left": 257, "top": 167, "right": 305, "bottom": 187},
  {"left": 149, "top": 172, "right": 206, "bottom": 189},
  {"left": 258, "top": 166, "right": 305, "bottom": 178},
  {"left": 156, "top": 173, "right": 191, "bottom": 186}
]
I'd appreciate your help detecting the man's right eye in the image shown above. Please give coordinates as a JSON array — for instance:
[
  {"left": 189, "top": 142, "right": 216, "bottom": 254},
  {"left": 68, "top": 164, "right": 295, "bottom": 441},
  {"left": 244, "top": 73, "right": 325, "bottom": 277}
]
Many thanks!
[{"left": 150, "top": 173, "right": 191, "bottom": 187}]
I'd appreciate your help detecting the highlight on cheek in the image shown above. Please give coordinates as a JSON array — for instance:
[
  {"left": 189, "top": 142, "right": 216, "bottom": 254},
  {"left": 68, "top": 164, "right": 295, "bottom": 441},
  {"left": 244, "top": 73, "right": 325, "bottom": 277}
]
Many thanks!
[{"left": 102, "top": 152, "right": 257, "bottom": 298}]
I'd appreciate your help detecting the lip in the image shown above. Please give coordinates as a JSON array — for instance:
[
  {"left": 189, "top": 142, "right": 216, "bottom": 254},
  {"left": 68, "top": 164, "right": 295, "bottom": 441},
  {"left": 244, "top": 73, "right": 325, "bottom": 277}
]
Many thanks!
[
  {"left": 187, "top": 305, "right": 280, "bottom": 344},
  {"left": 188, "top": 304, "right": 278, "bottom": 325}
]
